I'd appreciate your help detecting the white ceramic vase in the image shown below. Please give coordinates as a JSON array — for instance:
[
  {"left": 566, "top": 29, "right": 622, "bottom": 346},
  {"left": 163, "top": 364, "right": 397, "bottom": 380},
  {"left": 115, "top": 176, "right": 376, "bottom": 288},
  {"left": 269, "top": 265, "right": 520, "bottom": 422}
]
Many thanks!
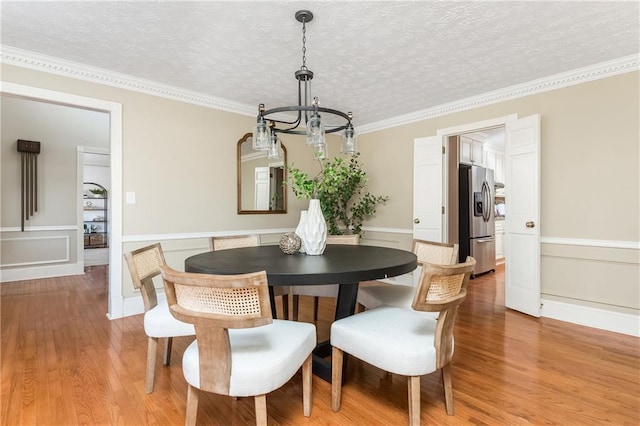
[
  {"left": 301, "top": 199, "right": 327, "bottom": 255},
  {"left": 295, "top": 210, "right": 308, "bottom": 253}
]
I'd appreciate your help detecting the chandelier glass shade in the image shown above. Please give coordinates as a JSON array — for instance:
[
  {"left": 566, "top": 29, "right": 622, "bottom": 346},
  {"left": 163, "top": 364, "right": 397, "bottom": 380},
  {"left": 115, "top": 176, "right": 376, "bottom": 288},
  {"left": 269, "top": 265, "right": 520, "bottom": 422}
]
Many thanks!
[{"left": 252, "top": 10, "right": 357, "bottom": 160}]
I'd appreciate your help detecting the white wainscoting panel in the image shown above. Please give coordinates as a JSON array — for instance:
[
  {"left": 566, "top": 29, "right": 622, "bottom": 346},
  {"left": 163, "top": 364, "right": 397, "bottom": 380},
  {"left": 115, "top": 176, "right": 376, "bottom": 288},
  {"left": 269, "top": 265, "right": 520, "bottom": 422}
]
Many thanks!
[{"left": 1, "top": 235, "right": 70, "bottom": 267}]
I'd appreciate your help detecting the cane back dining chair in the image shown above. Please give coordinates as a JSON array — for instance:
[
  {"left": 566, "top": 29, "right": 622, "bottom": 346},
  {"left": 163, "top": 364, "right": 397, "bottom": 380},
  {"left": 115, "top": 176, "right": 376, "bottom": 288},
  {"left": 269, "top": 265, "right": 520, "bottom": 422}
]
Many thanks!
[
  {"left": 357, "top": 239, "right": 459, "bottom": 311},
  {"left": 160, "top": 266, "right": 316, "bottom": 426},
  {"left": 209, "top": 235, "right": 290, "bottom": 319},
  {"left": 291, "top": 234, "right": 360, "bottom": 321},
  {"left": 124, "top": 243, "right": 195, "bottom": 394},
  {"left": 331, "top": 257, "right": 475, "bottom": 425}
]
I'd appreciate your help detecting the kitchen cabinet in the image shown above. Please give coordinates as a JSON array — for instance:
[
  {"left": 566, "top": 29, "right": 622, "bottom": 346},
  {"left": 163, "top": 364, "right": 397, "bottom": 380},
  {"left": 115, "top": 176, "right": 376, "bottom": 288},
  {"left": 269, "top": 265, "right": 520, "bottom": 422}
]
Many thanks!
[
  {"left": 484, "top": 147, "right": 505, "bottom": 184},
  {"left": 459, "top": 136, "right": 484, "bottom": 166},
  {"left": 83, "top": 182, "right": 108, "bottom": 248}
]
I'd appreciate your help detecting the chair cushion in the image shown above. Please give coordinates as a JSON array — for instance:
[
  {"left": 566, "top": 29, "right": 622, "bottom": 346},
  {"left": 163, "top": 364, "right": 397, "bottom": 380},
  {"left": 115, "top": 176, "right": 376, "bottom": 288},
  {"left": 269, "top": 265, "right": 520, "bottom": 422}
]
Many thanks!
[
  {"left": 357, "top": 283, "right": 416, "bottom": 310},
  {"left": 182, "top": 319, "right": 316, "bottom": 397},
  {"left": 144, "top": 301, "right": 195, "bottom": 338},
  {"left": 331, "top": 306, "right": 437, "bottom": 376},
  {"left": 292, "top": 284, "right": 339, "bottom": 298}
]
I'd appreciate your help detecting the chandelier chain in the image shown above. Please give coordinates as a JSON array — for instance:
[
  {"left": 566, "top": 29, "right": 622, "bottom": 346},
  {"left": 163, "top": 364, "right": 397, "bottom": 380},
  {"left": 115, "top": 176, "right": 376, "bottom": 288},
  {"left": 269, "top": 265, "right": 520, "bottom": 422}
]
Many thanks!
[{"left": 301, "top": 21, "right": 307, "bottom": 70}]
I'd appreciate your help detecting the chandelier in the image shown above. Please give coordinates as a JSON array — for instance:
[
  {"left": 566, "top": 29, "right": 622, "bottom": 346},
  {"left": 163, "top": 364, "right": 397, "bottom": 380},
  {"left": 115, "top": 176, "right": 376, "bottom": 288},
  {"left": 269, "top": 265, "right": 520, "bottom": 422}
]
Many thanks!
[{"left": 252, "top": 10, "right": 357, "bottom": 160}]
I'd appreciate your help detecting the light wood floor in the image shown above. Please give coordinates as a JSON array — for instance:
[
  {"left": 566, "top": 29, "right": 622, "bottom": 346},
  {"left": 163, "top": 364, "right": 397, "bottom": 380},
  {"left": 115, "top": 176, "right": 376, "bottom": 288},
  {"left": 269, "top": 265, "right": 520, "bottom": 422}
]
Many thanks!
[{"left": 2, "top": 265, "right": 638, "bottom": 425}]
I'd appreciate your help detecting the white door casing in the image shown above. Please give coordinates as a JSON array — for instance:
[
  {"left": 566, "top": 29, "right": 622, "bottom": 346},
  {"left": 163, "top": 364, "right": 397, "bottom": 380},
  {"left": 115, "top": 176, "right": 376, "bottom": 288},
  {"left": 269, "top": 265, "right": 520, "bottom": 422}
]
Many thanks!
[
  {"left": 505, "top": 114, "right": 541, "bottom": 317},
  {"left": 413, "top": 136, "right": 443, "bottom": 242}
]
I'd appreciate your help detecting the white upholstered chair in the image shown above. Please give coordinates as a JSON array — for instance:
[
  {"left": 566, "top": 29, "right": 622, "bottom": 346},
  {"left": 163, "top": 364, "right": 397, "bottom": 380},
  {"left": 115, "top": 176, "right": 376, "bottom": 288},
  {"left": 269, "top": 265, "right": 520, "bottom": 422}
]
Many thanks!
[
  {"left": 331, "top": 257, "right": 476, "bottom": 425},
  {"left": 124, "top": 243, "right": 195, "bottom": 394},
  {"left": 160, "top": 266, "right": 316, "bottom": 426},
  {"left": 209, "top": 235, "right": 290, "bottom": 319},
  {"left": 357, "top": 239, "right": 459, "bottom": 311},
  {"left": 291, "top": 234, "right": 360, "bottom": 321}
]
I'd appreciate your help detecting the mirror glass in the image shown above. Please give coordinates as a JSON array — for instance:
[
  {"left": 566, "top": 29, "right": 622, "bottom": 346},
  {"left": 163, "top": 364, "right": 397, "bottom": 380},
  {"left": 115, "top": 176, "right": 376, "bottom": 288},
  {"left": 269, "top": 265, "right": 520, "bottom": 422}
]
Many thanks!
[{"left": 237, "top": 133, "right": 287, "bottom": 214}]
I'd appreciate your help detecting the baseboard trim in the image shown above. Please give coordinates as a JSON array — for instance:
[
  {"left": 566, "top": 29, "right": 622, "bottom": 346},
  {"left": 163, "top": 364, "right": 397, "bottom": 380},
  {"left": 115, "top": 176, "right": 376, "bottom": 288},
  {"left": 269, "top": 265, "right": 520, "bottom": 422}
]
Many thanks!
[
  {"left": 0, "top": 263, "right": 80, "bottom": 283},
  {"left": 541, "top": 298, "right": 639, "bottom": 337}
]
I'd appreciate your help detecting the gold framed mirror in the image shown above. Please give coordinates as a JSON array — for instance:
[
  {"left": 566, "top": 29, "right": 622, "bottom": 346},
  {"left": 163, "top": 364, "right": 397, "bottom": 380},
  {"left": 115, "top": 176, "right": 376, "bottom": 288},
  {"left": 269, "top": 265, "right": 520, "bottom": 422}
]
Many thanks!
[{"left": 237, "top": 133, "right": 287, "bottom": 214}]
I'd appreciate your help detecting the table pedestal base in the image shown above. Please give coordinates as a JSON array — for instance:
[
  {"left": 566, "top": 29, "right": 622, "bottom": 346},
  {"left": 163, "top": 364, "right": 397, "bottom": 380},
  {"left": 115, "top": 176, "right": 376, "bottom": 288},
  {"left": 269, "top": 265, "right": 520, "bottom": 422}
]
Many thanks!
[{"left": 311, "top": 282, "right": 359, "bottom": 383}]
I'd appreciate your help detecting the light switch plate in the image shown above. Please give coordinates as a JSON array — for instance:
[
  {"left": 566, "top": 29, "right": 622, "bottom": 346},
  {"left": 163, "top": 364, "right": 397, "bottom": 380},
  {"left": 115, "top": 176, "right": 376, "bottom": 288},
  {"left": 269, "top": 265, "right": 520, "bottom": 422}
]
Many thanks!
[{"left": 126, "top": 192, "right": 136, "bottom": 204}]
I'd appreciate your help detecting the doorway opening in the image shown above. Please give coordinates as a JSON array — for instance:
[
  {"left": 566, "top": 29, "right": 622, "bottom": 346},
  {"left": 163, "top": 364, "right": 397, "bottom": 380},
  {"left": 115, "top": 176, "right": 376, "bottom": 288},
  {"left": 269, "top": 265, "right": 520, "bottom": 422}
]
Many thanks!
[
  {"left": 446, "top": 126, "right": 506, "bottom": 272},
  {"left": 2, "top": 82, "right": 124, "bottom": 319},
  {"left": 82, "top": 151, "right": 110, "bottom": 267}
]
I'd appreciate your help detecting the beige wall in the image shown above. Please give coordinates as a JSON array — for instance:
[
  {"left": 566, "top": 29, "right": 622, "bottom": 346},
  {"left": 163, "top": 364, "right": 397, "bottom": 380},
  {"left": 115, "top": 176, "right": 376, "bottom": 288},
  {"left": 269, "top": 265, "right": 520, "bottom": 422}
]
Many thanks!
[
  {"left": 358, "top": 73, "right": 640, "bottom": 241},
  {"left": 1, "top": 63, "right": 638, "bottom": 322}
]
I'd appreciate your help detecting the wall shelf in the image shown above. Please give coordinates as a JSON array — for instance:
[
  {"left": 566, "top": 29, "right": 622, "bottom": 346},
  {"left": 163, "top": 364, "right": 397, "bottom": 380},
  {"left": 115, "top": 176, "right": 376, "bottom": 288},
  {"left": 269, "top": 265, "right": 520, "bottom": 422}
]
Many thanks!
[{"left": 83, "top": 182, "right": 108, "bottom": 249}]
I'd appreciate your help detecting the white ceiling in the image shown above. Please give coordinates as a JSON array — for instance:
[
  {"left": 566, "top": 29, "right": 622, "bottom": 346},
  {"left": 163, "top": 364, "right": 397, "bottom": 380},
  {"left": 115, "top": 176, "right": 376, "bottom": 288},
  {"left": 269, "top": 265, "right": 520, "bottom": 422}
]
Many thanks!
[{"left": 1, "top": 1, "right": 638, "bottom": 128}]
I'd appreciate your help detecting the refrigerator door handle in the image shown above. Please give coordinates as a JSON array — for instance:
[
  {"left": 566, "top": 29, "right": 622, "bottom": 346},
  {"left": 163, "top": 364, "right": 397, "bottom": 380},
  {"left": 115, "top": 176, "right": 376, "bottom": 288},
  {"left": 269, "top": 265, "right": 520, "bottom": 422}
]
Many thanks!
[
  {"left": 476, "top": 237, "right": 494, "bottom": 243},
  {"left": 482, "top": 181, "right": 491, "bottom": 222}
]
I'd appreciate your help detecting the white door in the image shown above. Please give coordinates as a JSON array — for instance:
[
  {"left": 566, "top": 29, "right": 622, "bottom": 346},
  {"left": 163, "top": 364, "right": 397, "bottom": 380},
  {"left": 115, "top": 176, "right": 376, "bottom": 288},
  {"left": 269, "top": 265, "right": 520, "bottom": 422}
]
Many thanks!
[
  {"left": 413, "top": 136, "right": 443, "bottom": 241},
  {"left": 505, "top": 114, "right": 541, "bottom": 317},
  {"left": 254, "top": 167, "right": 270, "bottom": 210}
]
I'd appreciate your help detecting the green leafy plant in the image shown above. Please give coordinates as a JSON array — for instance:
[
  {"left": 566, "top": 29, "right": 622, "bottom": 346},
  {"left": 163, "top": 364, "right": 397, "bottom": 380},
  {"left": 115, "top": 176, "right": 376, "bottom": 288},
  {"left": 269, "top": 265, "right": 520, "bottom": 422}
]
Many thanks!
[{"left": 287, "top": 154, "right": 388, "bottom": 236}]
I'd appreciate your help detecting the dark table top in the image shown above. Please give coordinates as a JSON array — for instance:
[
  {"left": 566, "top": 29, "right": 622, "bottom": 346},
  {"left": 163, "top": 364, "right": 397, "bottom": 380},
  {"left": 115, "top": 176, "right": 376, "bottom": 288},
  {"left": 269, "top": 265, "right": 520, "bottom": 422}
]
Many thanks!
[{"left": 185, "top": 244, "right": 417, "bottom": 286}]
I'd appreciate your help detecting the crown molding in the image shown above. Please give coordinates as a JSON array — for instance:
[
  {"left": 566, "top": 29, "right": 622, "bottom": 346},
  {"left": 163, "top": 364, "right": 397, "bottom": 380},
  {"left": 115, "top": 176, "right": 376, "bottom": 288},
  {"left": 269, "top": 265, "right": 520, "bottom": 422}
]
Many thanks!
[
  {"left": 0, "top": 45, "right": 258, "bottom": 118},
  {"left": 357, "top": 54, "right": 640, "bottom": 134},
  {"left": 2, "top": 46, "right": 638, "bottom": 134}
]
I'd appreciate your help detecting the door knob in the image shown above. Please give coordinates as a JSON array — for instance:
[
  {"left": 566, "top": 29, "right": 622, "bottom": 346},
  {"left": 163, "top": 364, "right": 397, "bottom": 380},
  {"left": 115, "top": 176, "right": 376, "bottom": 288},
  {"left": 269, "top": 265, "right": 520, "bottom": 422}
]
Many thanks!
[
  {"left": 526, "top": 221, "right": 535, "bottom": 228},
  {"left": 414, "top": 218, "right": 420, "bottom": 224}
]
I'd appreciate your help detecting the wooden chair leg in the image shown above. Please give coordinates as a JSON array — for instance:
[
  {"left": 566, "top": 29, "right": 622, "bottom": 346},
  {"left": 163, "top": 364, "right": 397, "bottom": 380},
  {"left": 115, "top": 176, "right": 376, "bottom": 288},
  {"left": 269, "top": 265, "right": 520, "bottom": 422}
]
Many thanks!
[
  {"left": 313, "top": 296, "right": 319, "bottom": 321},
  {"left": 302, "top": 354, "right": 312, "bottom": 417},
  {"left": 408, "top": 376, "right": 420, "bottom": 426},
  {"left": 293, "top": 295, "right": 300, "bottom": 321},
  {"left": 185, "top": 384, "right": 198, "bottom": 426},
  {"left": 163, "top": 336, "right": 173, "bottom": 365},
  {"left": 442, "top": 364, "right": 454, "bottom": 415},
  {"left": 255, "top": 394, "right": 267, "bottom": 426},
  {"left": 331, "top": 347, "right": 344, "bottom": 412},
  {"left": 281, "top": 295, "right": 289, "bottom": 320},
  {"left": 145, "top": 336, "right": 158, "bottom": 394}
]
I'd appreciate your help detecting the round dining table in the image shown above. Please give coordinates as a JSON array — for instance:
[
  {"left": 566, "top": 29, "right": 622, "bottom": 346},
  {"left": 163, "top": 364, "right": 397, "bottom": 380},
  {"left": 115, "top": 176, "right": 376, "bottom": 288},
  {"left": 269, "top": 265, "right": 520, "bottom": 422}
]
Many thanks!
[{"left": 185, "top": 243, "right": 417, "bottom": 382}]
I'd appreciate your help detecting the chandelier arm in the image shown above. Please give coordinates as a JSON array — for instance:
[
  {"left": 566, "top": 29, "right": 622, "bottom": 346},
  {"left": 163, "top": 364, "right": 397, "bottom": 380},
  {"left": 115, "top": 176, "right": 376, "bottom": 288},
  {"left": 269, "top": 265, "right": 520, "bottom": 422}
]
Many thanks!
[
  {"left": 262, "top": 106, "right": 351, "bottom": 134},
  {"left": 263, "top": 110, "right": 304, "bottom": 127}
]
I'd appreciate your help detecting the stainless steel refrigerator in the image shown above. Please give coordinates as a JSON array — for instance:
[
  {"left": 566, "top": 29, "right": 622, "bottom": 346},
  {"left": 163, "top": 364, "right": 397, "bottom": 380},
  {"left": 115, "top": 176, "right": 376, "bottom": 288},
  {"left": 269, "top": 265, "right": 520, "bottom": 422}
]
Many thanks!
[{"left": 458, "top": 164, "right": 496, "bottom": 277}]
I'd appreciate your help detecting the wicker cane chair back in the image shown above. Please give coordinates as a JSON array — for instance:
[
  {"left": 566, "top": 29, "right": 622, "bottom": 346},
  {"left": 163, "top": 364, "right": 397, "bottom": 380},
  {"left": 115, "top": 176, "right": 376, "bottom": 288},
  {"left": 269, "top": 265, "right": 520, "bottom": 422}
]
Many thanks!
[
  {"left": 124, "top": 243, "right": 166, "bottom": 312},
  {"left": 412, "top": 239, "right": 459, "bottom": 266},
  {"left": 161, "top": 266, "right": 272, "bottom": 329},
  {"left": 209, "top": 235, "right": 260, "bottom": 251},
  {"left": 325, "top": 234, "right": 360, "bottom": 245}
]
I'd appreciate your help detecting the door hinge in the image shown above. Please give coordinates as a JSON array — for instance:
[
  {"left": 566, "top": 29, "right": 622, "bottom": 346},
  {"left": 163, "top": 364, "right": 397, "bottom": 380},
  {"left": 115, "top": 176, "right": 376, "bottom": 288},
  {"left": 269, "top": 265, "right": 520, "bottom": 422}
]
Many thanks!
[
  {"left": 442, "top": 146, "right": 445, "bottom": 155},
  {"left": 442, "top": 206, "right": 445, "bottom": 214}
]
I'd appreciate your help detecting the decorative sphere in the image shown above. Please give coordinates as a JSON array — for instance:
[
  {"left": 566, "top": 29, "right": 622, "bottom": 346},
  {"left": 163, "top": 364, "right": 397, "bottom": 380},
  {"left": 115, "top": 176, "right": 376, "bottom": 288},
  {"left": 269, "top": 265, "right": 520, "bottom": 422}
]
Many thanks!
[{"left": 279, "top": 232, "right": 301, "bottom": 255}]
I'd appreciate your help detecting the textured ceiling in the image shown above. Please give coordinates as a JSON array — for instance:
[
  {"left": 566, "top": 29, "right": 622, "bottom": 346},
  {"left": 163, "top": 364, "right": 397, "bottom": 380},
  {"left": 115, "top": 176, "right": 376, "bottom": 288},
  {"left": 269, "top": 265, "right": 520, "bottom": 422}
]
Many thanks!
[{"left": 1, "top": 1, "right": 638, "bottom": 127}]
